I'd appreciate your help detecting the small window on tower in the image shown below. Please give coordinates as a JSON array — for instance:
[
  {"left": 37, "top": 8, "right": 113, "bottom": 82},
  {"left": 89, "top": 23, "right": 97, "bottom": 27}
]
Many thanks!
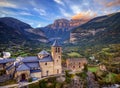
[
  {"left": 58, "top": 56, "right": 61, "bottom": 59},
  {"left": 45, "top": 62, "right": 47, "bottom": 65},
  {"left": 58, "top": 48, "right": 60, "bottom": 53},
  {"left": 55, "top": 47, "right": 57, "bottom": 52}
]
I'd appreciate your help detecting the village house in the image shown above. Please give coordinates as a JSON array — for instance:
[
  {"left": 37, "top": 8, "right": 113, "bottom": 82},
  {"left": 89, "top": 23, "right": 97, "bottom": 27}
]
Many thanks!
[
  {"left": 0, "top": 40, "right": 62, "bottom": 82},
  {"left": 66, "top": 58, "right": 87, "bottom": 72}
]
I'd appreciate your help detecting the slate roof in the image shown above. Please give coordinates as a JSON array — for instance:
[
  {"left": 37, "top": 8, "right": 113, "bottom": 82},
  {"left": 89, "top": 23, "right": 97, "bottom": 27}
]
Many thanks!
[
  {"left": 52, "top": 40, "right": 61, "bottom": 47},
  {"left": 25, "top": 62, "right": 40, "bottom": 69},
  {"left": 6, "top": 64, "right": 15, "bottom": 71},
  {"left": 16, "top": 63, "right": 30, "bottom": 71},
  {"left": 22, "top": 56, "right": 39, "bottom": 62},
  {"left": 30, "top": 69, "right": 41, "bottom": 73},
  {"left": 0, "top": 58, "right": 15, "bottom": 64},
  {"left": 38, "top": 50, "right": 49, "bottom": 55},
  {"left": 39, "top": 55, "right": 53, "bottom": 62}
]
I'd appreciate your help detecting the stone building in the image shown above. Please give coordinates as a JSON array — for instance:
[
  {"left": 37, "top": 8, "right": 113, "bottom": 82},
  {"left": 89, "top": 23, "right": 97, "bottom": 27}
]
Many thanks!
[
  {"left": 0, "top": 40, "right": 62, "bottom": 82},
  {"left": 66, "top": 58, "right": 87, "bottom": 72}
]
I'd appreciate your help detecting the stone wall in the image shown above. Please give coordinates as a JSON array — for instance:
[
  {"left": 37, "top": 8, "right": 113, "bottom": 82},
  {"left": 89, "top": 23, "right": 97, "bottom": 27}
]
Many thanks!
[
  {"left": 51, "top": 47, "right": 62, "bottom": 74},
  {"left": 66, "top": 58, "right": 87, "bottom": 72},
  {"left": 40, "top": 62, "right": 54, "bottom": 77},
  {"left": 6, "top": 66, "right": 15, "bottom": 76},
  {"left": 15, "top": 70, "right": 30, "bottom": 82},
  {"left": 31, "top": 72, "right": 41, "bottom": 78}
]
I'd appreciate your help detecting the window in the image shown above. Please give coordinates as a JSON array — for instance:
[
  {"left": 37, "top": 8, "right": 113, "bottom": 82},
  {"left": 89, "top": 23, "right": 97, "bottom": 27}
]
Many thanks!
[
  {"left": 58, "top": 56, "right": 61, "bottom": 59},
  {"left": 58, "top": 48, "right": 60, "bottom": 53},
  {"left": 45, "top": 62, "right": 47, "bottom": 65},
  {"left": 73, "top": 66, "right": 75, "bottom": 69},
  {"left": 55, "top": 47, "right": 57, "bottom": 52}
]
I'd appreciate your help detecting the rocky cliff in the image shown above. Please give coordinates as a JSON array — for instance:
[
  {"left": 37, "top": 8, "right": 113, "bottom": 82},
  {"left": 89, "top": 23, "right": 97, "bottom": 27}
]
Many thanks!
[
  {"left": 38, "top": 18, "right": 89, "bottom": 42},
  {"left": 70, "top": 12, "right": 120, "bottom": 45}
]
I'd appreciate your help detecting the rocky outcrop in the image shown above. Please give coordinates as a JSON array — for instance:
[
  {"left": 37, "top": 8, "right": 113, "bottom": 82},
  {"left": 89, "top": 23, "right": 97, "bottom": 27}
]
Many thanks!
[
  {"left": 39, "top": 18, "right": 89, "bottom": 42},
  {"left": 70, "top": 12, "right": 120, "bottom": 45}
]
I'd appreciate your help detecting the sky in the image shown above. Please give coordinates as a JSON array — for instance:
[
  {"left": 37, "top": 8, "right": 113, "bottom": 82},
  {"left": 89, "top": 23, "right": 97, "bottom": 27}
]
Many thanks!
[{"left": 0, "top": 0, "right": 120, "bottom": 28}]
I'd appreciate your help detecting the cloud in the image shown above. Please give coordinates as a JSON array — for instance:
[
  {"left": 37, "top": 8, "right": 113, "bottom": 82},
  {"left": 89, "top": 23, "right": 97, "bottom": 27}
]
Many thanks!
[
  {"left": 72, "top": 10, "right": 97, "bottom": 20},
  {"left": 20, "top": 12, "right": 33, "bottom": 16},
  {"left": 70, "top": 5, "right": 82, "bottom": 14},
  {"left": 37, "top": 23, "right": 42, "bottom": 27},
  {"left": 106, "top": 0, "right": 120, "bottom": 7},
  {"left": 59, "top": 8, "right": 72, "bottom": 18},
  {"left": 34, "top": 8, "right": 46, "bottom": 16},
  {"left": 54, "top": 0, "right": 64, "bottom": 6},
  {"left": 0, "top": 1, "right": 17, "bottom": 8}
]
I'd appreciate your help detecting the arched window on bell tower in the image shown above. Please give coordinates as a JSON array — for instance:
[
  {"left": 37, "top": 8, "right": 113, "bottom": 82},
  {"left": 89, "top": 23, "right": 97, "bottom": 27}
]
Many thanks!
[
  {"left": 55, "top": 47, "right": 57, "bottom": 53},
  {"left": 58, "top": 47, "right": 60, "bottom": 53}
]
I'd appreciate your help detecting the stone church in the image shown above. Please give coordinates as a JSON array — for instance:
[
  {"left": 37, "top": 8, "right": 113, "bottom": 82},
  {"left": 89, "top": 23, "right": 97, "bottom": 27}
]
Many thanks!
[{"left": 0, "top": 40, "right": 62, "bottom": 82}]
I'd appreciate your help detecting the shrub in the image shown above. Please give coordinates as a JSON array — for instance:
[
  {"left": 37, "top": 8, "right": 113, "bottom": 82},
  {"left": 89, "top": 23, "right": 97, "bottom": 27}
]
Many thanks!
[
  {"left": 28, "top": 82, "right": 39, "bottom": 88},
  {"left": 28, "top": 78, "right": 32, "bottom": 82}
]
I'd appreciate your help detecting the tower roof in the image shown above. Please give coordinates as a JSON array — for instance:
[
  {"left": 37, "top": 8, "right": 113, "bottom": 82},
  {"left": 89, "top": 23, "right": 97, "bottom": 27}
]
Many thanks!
[{"left": 52, "top": 40, "right": 61, "bottom": 47}]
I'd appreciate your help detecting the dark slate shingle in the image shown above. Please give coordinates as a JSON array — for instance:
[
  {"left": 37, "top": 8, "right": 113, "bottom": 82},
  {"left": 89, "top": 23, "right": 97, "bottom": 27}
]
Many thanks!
[
  {"left": 16, "top": 63, "right": 30, "bottom": 71},
  {"left": 52, "top": 40, "right": 61, "bottom": 47},
  {"left": 38, "top": 50, "right": 49, "bottom": 55},
  {"left": 0, "top": 59, "right": 15, "bottom": 64},
  {"left": 39, "top": 55, "right": 53, "bottom": 62}
]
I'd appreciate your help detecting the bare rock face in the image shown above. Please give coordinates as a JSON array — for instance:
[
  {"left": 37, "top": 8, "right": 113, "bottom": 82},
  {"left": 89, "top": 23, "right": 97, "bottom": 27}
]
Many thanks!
[
  {"left": 39, "top": 18, "right": 89, "bottom": 42},
  {"left": 69, "top": 19, "right": 89, "bottom": 28},
  {"left": 70, "top": 12, "right": 120, "bottom": 45}
]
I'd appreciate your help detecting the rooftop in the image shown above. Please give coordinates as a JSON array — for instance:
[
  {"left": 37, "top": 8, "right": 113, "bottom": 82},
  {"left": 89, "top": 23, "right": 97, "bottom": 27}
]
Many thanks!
[
  {"left": 52, "top": 40, "right": 61, "bottom": 47},
  {"left": 16, "top": 63, "right": 30, "bottom": 71},
  {"left": 39, "top": 55, "right": 53, "bottom": 62},
  {"left": 30, "top": 69, "right": 41, "bottom": 73},
  {"left": 38, "top": 50, "right": 49, "bottom": 55},
  {"left": 25, "top": 62, "right": 40, "bottom": 69},
  {"left": 22, "top": 56, "right": 39, "bottom": 62},
  {"left": 0, "top": 58, "right": 15, "bottom": 64}
]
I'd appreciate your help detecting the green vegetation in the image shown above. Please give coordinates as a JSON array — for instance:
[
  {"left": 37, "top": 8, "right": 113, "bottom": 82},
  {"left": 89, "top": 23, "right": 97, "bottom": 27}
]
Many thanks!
[
  {"left": 76, "top": 72, "right": 87, "bottom": 79},
  {"left": 88, "top": 66, "right": 99, "bottom": 72},
  {"left": 67, "top": 52, "right": 82, "bottom": 58},
  {"left": 29, "top": 76, "right": 65, "bottom": 88},
  {"left": 29, "top": 82, "right": 39, "bottom": 88},
  {"left": 65, "top": 70, "right": 73, "bottom": 83},
  {"left": 0, "top": 69, "right": 6, "bottom": 76},
  {"left": 0, "top": 79, "right": 17, "bottom": 86},
  {"left": 28, "top": 78, "right": 32, "bottom": 82}
]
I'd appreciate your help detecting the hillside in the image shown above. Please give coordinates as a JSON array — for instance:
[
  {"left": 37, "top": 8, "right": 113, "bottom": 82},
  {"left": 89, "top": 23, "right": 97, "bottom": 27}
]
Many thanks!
[
  {"left": 0, "top": 17, "right": 48, "bottom": 47},
  {"left": 38, "top": 18, "right": 88, "bottom": 42},
  {"left": 70, "top": 12, "right": 120, "bottom": 45}
]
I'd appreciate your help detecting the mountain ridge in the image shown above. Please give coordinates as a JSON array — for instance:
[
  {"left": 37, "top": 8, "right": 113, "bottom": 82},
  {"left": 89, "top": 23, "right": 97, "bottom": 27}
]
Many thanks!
[
  {"left": 0, "top": 17, "right": 48, "bottom": 46},
  {"left": 70, "top": 12, "right": 120, "bottom": 45}
]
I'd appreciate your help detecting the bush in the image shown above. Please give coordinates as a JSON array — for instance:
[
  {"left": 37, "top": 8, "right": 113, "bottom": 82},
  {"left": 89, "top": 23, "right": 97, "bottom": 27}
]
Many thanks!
[
  {"left": 76, "top": 72, "right": 87, "bottom": 79},
  {"left": 39, "top": 79, "right": 47, "bottom": 88},
  {"left": 28, "top": 78, "right": 32, "bottom": 82},
  {"left": 0, "top": 69, "right": 6, "bottom": 76},
  {"left": 28, "top": 82, "right": 39, "bottom": 88}
]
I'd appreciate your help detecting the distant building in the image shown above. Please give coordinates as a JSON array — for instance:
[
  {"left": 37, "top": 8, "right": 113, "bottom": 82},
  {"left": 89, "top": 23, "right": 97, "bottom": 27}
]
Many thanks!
[
  {"left": 0, "top": 40, "right": 62, "bottom": 82},
  {"left": 66, "top": 58, "right": 87, "bottom": 72}
]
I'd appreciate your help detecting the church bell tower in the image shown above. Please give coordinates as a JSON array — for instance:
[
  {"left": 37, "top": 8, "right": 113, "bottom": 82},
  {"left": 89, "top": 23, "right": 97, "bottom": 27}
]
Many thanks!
[{"left": 51, "top": 40, "right": 62, "bottom": 74}]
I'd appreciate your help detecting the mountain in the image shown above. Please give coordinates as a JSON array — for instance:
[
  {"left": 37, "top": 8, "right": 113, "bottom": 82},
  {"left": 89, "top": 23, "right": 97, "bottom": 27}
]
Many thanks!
[
  {"left": 38, "top": 18, "right": 88, "bottom": 42},
  {"left": 70, "top": 12, "right": 120, "bottom": 45},
  {"left": 0, "top": 17, "right": 48, "bottom": 46}
]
